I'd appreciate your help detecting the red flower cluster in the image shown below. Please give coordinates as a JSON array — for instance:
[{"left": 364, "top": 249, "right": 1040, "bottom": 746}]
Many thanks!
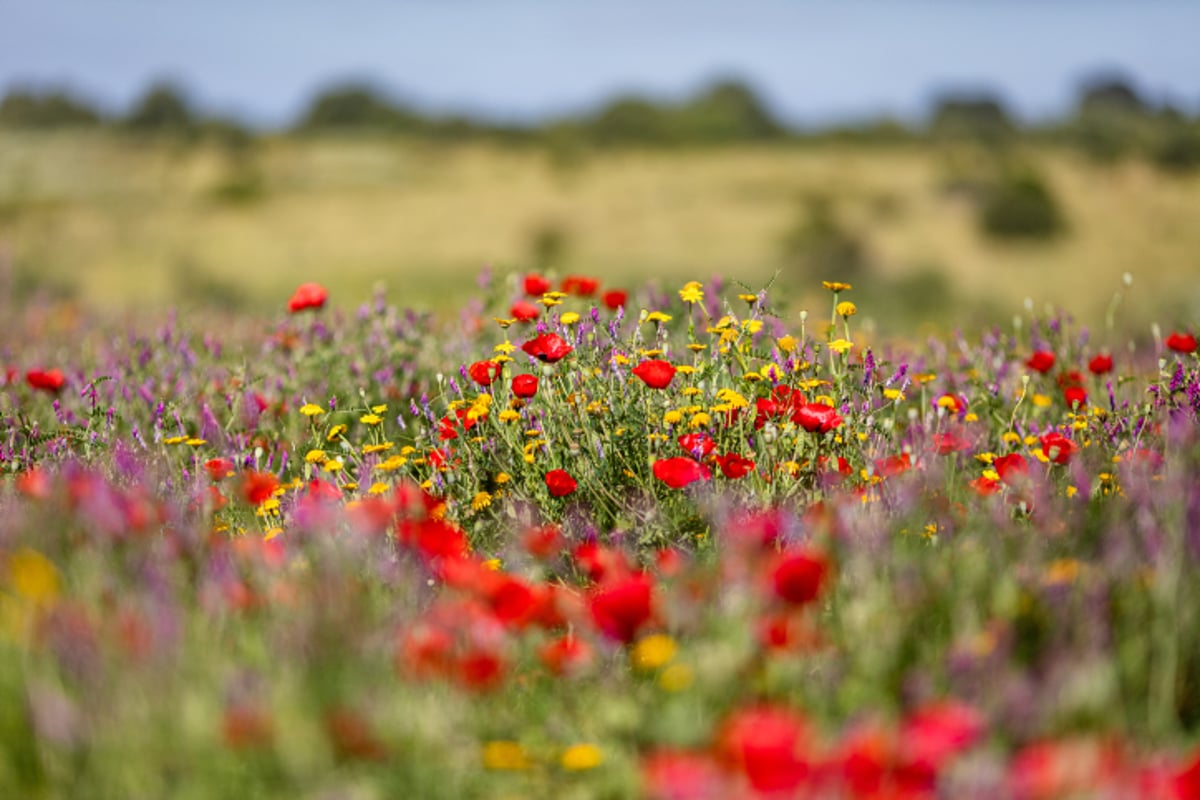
[
  {"left": 467, "top": 360, "right": 502, "bottom": 386},
  {"left": 26, "top": 368, "right": 66, "bottom": 394},
  {"left": 287, "top": 282, "right": 328, "bottom": 313},
  {"left": 511, "top": 373, "right": 539, "bottom": 398},
  {"left": 521, "top": 333, "right": 573, "bottom": 363},
  {"left": 653, "top": 457, "right": 712, "bottom": 489},
  {"left": 1026, "top": 350, "right": 1056, "bottom": 373},
  {"left": 544, "top": 469, "right": 578, "bottom": 498},
  {"left": 632, "top": 359, "right": 677, "bottom": 389},
  {"left": 1166, "top": 331, "right": 1197, "bottom": 354}
]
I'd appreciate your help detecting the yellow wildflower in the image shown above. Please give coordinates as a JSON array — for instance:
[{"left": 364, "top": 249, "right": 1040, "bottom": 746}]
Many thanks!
[
  {"left": 299, "top": 403, "right": 325, "bottom": 417},
  {"left": 471, "top": 491, "right": 493, "bottom": 511},
  {"left": 185, "top": 438, "right": 207, "bottom": 447},
  {"left": 163, "top": 436, "right": 187, "bottom": 445},
  {"left": 482, "top": 741, "right": 532, "bottom": 771},
  {"left": 494, "top": 340, "right": 516, "bottom": 355},
  {"left": 738, "top": 293, "right": 759, "bottom": 304},
  {"left": 827, "top": 339, "right": 854, "bottom": 354},
  {"left": 742, "top": 319, "right": 763, "bottom": 335},
  {"left": 368, "top": 482, "right": 390, "bottom": 495},
  {"left": 560, "top": 311, "right": 580, "bottom": 325},
  {"left": 883, "top": 388, "right": 905, "bottom": 401},
  {"left": 363, "top": 442, "right": 393, "bottom": 454},
  {"left": 645, "top": 311, "right": 673, "bottom": 324},
  {"left": 561, "top": 744, "right": 604, "bottom": 771},
  {"left": 663, "top": 410, "right": 683, "bottom": 425},
  {"left": 631, "top": 634, "right": 677, "bottom": 670},
  {"left": 371, "top": 404, "right": 388, "bottom": 413},
  {"left": 376, "top": 455, "right": 407, "bottom": 472},
  {"left": 7, "top": 548, "right": 59, "bottom": 604},
  {"left": 498, "top": 409, "right": 521, "bottom": 423},
  {"left": 687, "top": 343, "right": 707, "bottom": 352},
  {"left": 493, "top": 317, "right": 516, "bottom": 329},
  {"left": 327, "top": 424, "right": 348, "bottom": 441},
  {"left": 484, "top": 558, "right": 502, "bottom": 571},
  {"left": 360, "top": 413, "right": 383, "bottom": 426},
  {"left": 777, "top": 335, "right": 798, "bottom": 353},
  {"left": 678, "top": 281, "right": 704, "bottom": 304},
  {"left": 836, "top": 301, "right": 857, "bottom": 317},
  {"left": 305, "top": 449, "right": 327, "bottom": 464},
  {"left": 323, "top": 459, "right": 344, "bottom": 473},
  {"left": 717, "top": 388, "right": 749, "bottom": 407},
  {"left": 689, "top": 412, "right": 711, "bottom": 428},
  {"left": 822, "top": 281, "right": 852, "bottom": 292}
]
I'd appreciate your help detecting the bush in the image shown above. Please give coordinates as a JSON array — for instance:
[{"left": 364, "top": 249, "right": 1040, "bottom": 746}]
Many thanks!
[
  {"left": 1150, "top": 127, "right": 1200, "bottom": 174},
  {"left": 978, "top": 170, "right": 1066, "bottom": 241},
  {"left": 779, "top": 194, "right": 871, "bottom": 286}
]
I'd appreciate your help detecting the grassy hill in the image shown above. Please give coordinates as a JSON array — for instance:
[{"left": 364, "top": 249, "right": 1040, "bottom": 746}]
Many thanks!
[{"left": 1, "top": 131, "right": 1198, "bottom": 332}]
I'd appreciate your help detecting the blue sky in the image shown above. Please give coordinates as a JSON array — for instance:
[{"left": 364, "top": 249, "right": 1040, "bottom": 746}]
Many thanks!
[{"left": 2, "top": 1, "right": 1198, "bottom": 126}]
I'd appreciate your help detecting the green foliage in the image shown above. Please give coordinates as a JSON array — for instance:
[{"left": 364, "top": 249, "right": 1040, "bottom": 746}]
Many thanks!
[
  {"left": 979, "top": 169, "right": 1067, "bottom": 241},
  {"left": 779, "top": 194, "right": 871, "bottom": 285},
  {"left": 0, "top": 87, "right": 102, "bottom": 128},
  {"left": 929, "top": 92, "right": 1016, "bottom": 148},
  {"left": 1150, "top": 126, "right": 1200, "bottom": 174},
  {"left": 123, "top": 81, "right": 197, "bottom": 135}
]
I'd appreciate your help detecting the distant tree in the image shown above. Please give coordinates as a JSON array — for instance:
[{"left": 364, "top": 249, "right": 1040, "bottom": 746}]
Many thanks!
[
  {"left": 296, "top": 83, "right": 424, "bottom": 132},
  {"left": 0, "top": 87, "right": 103, "bottom": 128},
  {"left": 1150, "top": 125, "right": 1200, "bottom": 174},
  {"left": 124, "top": 81, "right": 196, "bottom": 133},
  {"left": 676, "top": 78, "right": 785, "bottom": 142},
  {"left": 1077, "top": 74, "right": 1148, "bottom": 117},
  {"left": 979, "top": 169, "right": 1066, "bottom": 241},
  {"left": 929, "top": 91, "right": 1015, "bottom": 146},
  {"left": 586, "top": 95, "right": 675, "bottom": 146}
]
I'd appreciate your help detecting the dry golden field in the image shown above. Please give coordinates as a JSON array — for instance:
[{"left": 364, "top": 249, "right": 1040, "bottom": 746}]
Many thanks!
[{"left": 1, "top": 130, "right": 1197, "bottom": 331}]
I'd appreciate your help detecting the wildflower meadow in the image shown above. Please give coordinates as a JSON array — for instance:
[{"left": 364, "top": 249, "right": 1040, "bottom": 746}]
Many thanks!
[{"left": 2, "top": 271, "right": 1199, "bottom": 799}]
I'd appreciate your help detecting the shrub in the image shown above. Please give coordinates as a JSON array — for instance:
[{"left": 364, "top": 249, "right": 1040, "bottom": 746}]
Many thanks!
[{"left": 978, "top": 170, "right": 1066, "bottom": 241}]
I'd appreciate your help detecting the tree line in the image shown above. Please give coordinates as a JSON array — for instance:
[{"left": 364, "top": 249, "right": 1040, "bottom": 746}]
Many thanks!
[{"left": 1, "top": 75, "right": 1197, "bottom": 169}]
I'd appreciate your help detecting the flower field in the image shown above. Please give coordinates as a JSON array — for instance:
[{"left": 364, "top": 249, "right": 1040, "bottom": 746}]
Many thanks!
[{"left": 2, "top": 272, "right": 1199, "bottom": 798}]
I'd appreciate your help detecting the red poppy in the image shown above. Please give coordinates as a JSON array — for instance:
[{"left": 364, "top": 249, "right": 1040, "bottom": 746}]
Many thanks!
[
  {"left": 539, "top": 634, "right": 592, "bottom": 676},
  {"left": 544, "top": 469, "right": 578, "bottom": 497},
  {"left": 324, "top": 707, "right": 389, "bottom": 761},
  {"left": 678, "top": 432, "right": 715, "bottom": 459},
  {"left": 642, "top": 750, "right": 728, "bottom": 800},
  {"left": 875, "top": 453, "right": 913, "bottom": 477},
  {"left": 1087, "top": 353, "right": 1113, "bottom": 375},
  {"left": 222, "top": 704, "right": 275, "bottom": 751},
  {"left": 523, "top": 274, "right": 551, "bottom": 296},
  {"left": 931, "top": 432, "right": 971, "bottom": 455},
  {"left": 969, "top": 475, "right": 1000, "bottom": 496},
  {"left": 521, "top": 333, "right": 573, "bottom": 363},
  {"left": 1064, "top": 385, "right": 1087, "bottom": 409},
  {"left": 719, "top": 706, "right": 811, "bottom": 794},
  {"left": 395, "top": 517, "right": 469, "bottom": 562},
  {"left": 1040, "top": 431, "right": 1077, "bottom": 465},
  {"left": 205, "top": 458, "right": 235, "bottom": 481},
  {"left": 993, "top": 453, "right": 1029, "bottom": 484},
  {"left": 770, "top": 549, "right": 828, "bottom": 606},
  {"left": 467, "top": 360, "right": 502, "bottom": 386},
  {"left": 511, "top": 373, "right": 539, "bottom": 398},
  {"left": 716, "top": 452, "right": 756, "bottom": 479},
  {"left": 510, "top": 300, "right": 540, "bottom": 322},
  {"left": 573, "top": 542, "right": 631, "bottom": 583},
  {"left": 795, "top": 403, "right": 843, "bottom": 434},
  {"left": 287, "top": 282, "right": 328, "bottom": 313},
  {"left": 899, "top": 701, "right": 983, "bottom": 781},
  {"left": 467, "top": 361, "right": 502, "bottom": 389},
  {"left": 484, "top": 574, "right": 540, "bottom": 627},
  {"left": 589, "top": 573, "right": 654, "bottom": 643},
  {"left": 602, "top": 289, "right": 627, "bottom": 310},
  {"left": 1026, "top": 350, "right": 1056, "bottom": 373},
  {"left": 25, "top": 368, "right": 65, "bottom": 393},
  {"left": 1166, "top": 331, "right": 1197, "bottom": 354},
  {"left": 521, "top": 524, "right": 562, "bottom": 559},
  {"left": 241, "top": 471, "right": 279, "bottom": 505},
  {"left": 653, "top": 457, "right": 712, "bottom": 489},
  {"left": 561, "top": 275, "right": 599, "bottom": 296},
  {"left": 17, "top": 468, "right": 51, "bottom": 499},
  {"left": 632, "top": 359, "right": 677, "bottom": 389}
]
